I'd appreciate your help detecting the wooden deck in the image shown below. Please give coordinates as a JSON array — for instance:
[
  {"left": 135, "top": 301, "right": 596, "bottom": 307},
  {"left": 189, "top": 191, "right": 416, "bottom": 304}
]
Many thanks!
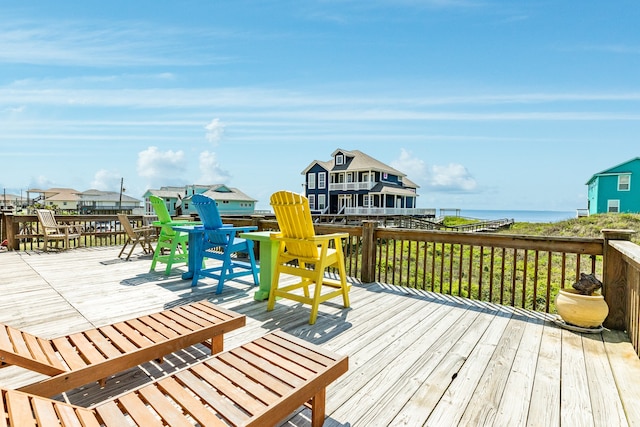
[{"left": 1, "top": 246, "right": 640, "bottom": 426}]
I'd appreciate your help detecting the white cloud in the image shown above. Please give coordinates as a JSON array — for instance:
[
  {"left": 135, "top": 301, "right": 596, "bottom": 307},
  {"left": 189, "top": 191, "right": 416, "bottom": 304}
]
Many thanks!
[
  {"left": 392, "top": 148, "right": 477, "bottom": 193},
  {"left": 198, "top": 151, "right": 231, "bottom": 183},
  {"left": 430, "top": 163, "right": 477, "bottom": 192},
  {"left": 137, "top": 146, "right": 188, "bottom": 187},
  {"left": 204, "top": 118, "right": 225, "bottom": 145},
  {"left": 91, "top": 169, "right": 122, "bottom": 191},
  {"left": 391, "top": 148, "right": 429, "bottom": 182}
]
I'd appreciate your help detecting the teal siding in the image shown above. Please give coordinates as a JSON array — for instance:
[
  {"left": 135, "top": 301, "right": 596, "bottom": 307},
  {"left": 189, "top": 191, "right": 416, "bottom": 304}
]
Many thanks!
[{"left": 586, "top": 158, "right": 640, "bottom": 214}]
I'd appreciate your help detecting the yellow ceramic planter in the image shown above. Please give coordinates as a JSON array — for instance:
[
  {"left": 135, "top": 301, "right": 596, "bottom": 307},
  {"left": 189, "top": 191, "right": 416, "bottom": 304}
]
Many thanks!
[{"left": 555, "top": 288, "right": 609, "bottom": 328}]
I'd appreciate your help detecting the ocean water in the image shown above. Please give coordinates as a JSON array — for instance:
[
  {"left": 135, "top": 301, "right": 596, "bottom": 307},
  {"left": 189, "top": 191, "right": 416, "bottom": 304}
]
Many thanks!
[{"left": 454, "top": 209, "right": 576, "bottom": 224}]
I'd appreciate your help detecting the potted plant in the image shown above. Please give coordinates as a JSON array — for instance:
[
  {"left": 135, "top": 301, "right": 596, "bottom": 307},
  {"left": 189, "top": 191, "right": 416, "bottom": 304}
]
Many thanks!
[{"left": 555, "top": 273, "right": 609, "bottom": 330}]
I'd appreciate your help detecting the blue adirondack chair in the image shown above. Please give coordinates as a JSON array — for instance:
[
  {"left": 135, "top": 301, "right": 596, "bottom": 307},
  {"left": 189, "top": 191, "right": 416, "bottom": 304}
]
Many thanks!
[
  {"left": 149, "top": 195, "right": 194, "bottom": 275},
  {"left": 191, "top": 194, "right": 259, "bottom": 293}
]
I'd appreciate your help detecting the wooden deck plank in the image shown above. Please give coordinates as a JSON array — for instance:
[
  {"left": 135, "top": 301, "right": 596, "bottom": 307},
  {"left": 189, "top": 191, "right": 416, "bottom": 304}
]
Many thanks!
[
  {"left": 494, "top": 315, "right": 545, "bottom": 427},
  {"left": 527, "top": 322, "right": 562, "bottom": 427},
  {"left": 1, "top": 247, "right": 639, "bottom": 427},
  {"left": 560, "top": 329, "right": 594, "bottom": 426}
]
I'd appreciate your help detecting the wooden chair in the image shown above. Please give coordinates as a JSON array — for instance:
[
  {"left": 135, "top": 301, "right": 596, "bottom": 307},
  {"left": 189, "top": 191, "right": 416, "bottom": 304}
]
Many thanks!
[
  {"left": 0, "top": 330, "right": 348, "bottom": 427},
  {"left": 267, "top": 191, "right": 350, "bottom": 324},
  {"left": 191, "top": 194, "right": 260, "bottom": 293},
  {"left": 149, "top": 195, "right": 195, "bottom": 275},
  {"left": 35, "top": 209, "right": 81, "bottom": 251},
  {"left": 0, "top": 301, "right": 245, "bottom": 397},
  {"left": 117, "top": 213, "right": 157, "bottom": 260}
]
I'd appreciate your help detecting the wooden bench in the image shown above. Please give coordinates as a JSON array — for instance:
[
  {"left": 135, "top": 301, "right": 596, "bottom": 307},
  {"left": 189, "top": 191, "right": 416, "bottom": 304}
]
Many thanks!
[
  {"left": 0, "top": 301, "right": 245, "bottom": 397},
  {"left": 0, "top": 330, "right": 349, "bottom": 426}
]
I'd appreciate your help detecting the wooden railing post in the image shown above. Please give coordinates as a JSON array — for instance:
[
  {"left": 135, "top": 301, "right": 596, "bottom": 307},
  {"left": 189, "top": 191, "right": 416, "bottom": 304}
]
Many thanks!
[
  {"left": 361, "top": 220, "right": 378, "bottom": 283},
  {"left": 602, "top": 228, "right": 635, "bottom": 330},
  {"left": 5, "top": 214, "right": 18, "bottom": 250}
]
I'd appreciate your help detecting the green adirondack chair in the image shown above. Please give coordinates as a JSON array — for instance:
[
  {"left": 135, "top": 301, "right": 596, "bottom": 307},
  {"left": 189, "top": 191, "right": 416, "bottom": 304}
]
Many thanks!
[{"left": 149, "top": 195, "right": 194, "bottom": 275}]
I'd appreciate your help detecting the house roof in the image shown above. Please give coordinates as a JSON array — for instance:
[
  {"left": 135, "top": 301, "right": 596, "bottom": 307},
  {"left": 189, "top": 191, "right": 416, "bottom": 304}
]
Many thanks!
[
  {"left": 80, "top": 189, "right": 141, "bottom": 203},
  {"left": 585, "top": 157, "right": 640, "bottom": 184},
  {"left": 370, "top": 182, "right": 419, "bottom": 196},
  {"left": 147, "top": 189, "right": 183, "bottom": 199},
  {"left": 41, "top": 188, "right": 82, "bottom": 202},
  {"left": 146, "top": 185, "right": 256, "bottom": 202},
  {"left": 199, "top": 186, "right": 256, "bottom": 202},
  {"left": 301, "top": 148, "right": 408, "bottom": 178}
]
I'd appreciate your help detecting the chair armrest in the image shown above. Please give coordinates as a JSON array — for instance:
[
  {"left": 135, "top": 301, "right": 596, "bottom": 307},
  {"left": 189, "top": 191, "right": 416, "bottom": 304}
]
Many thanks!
[
  {"left": 272, "top": 233, "right": 349, "bottom": 245},
  {"left": 309, "top": 233, "right": 350, "bottom": 242}
]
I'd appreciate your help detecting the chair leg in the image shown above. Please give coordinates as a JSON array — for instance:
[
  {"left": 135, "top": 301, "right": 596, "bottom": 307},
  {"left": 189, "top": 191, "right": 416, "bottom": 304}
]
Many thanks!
[
  {"left": 118, "top": 239, "right": 130, "bottom": 258},
  {"left": 216, "top": 254, "right": 232, "bottom": 294},
  {"left": 309, "top": 268, "right": 325, "bottom": 325},
  {"left": 311, "top": 388, "right": 327, "bottom": 427},
  {"left": 125, "top": 241, "right": 138, "bottom": 261},
  {"left": 165, "top": 240, "right": 179, "bottom": 275}
]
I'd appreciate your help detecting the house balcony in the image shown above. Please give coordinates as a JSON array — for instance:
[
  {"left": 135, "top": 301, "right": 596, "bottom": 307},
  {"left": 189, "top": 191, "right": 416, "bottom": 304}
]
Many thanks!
[
  {"left": 329, "top": 181, "right": 375, "bottom": 191},
  {"left": 2, "top": 213, "right": 640, "bottom": 425}
]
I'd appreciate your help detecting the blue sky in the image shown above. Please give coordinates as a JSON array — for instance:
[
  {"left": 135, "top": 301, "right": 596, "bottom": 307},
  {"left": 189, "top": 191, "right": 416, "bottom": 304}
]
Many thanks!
[{"left": 1, "top": 0, "right": 639, "bottom": 211}]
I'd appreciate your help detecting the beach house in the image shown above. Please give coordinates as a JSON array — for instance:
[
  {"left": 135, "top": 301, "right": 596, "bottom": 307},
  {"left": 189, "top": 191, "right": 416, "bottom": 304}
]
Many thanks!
[
  {"left": 302, "top": 148, "right": 423, "bottom": 215},
  {"left": 586, "top": 157, "right": 640, "bottom": 214}
]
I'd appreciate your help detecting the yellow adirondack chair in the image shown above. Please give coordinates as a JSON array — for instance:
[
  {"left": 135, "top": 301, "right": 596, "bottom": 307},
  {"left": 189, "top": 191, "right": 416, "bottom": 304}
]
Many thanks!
[
  {"left": 35, "top": 209, "right": 81, "bottom": 251},
  {"left": 267, "top": 191, "right": 350, "bottom": 324}
]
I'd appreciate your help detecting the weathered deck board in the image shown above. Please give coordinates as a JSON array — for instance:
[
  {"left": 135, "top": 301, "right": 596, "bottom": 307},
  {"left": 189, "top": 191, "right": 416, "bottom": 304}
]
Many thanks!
[{"left": 1, "top": 247, "right": 640, "bottom": 426}]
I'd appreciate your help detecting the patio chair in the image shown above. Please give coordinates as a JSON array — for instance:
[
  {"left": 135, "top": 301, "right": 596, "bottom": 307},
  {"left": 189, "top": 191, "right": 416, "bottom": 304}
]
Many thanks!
[
  {"left": 191, "top": 194, "right": 259, "bottom": 293},
  {"left": 35, "top": 209, "right": 81, "bottom": 251},
  {"left": 0, "top": 300, "right": 245, "bottom": 397},
  {"left": 0, "top": 330, "right": 348, "bottom": 427},
  {"left": 117, "top": 213, "right": 157, "bottom": 260},
  {"left": 148, "top": 195, "right": 194, "bottom": 275},
  {"left": 267, "top": 191, "right": 350, "bottom": 324}
]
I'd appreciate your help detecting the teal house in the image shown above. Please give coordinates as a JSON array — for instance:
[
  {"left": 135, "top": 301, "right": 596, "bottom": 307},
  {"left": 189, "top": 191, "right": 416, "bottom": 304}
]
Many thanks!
[{"left": 586, "top": 157, "right": 640, "bottom": 214}]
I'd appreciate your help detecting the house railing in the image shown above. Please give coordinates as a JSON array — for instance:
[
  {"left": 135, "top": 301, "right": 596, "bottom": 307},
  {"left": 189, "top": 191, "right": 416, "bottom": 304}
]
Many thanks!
[
  {"left": 602, "top": 229, "right": 640, "bottom": 353},
  {"left": 3, "top": 213, "right": 638, "bottom": 356},
  {"left": 329, "top": 181, "right": 375, "bottom": 191},
  {"left": 344, "top": 207, "right": 436, "bottom": 216}
]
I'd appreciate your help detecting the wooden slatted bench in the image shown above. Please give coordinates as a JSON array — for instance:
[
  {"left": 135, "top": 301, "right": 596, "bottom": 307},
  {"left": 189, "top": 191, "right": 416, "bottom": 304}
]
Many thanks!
[
  {"left": 0, "top": 301, "right": 245, "bottom": 397},
  {"left": 0, "top": 330, "right": 349, "bottom": 426}
]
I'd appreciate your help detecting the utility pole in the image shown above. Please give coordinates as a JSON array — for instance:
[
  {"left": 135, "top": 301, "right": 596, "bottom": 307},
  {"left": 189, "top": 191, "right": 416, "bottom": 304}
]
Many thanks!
[{"left": 118, "top": 178, "right": 124, "bottom": 212}]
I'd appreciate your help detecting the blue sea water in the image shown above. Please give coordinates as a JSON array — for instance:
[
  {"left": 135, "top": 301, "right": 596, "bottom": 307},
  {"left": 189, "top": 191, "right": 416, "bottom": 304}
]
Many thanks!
[{"left": 456, "top": 209, "right": 576, "bottom": 223}]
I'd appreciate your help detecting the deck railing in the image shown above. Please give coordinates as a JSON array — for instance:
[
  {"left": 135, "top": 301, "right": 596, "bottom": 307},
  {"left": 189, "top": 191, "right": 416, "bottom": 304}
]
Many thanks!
[{"left": 3, "top": 213, "right": 639, "bottom": 355}]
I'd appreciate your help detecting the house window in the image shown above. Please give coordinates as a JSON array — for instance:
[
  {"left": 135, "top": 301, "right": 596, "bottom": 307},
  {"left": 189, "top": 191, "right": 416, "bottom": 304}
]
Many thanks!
[
  {"left": 318, "top": 194, "right": 326, "bottom": 210},
  {"left": 618, "top": 175, "right": 630, "bottom": 191},
  {"left": 336, "top": 154, "right": 344, "bottom": 165},
  {"left": 363, "top": 195, "right": 372, "bottom": 207},
  {"left": 608, "top": 200, "right": 620, "bottom": 213},
  {"left": 318, "top": 172, "right": 326, "bottom": 189},
  {"left": 309, "top": 195, "right": 316, "bottom": 210},
  {"left": 308, "top": 173, "right": 316, "bottom": 190}
]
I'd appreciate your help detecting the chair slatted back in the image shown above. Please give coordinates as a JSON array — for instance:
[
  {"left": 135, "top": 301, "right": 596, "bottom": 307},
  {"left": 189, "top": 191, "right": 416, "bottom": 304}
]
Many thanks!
[
  {"left": 192, "top": 194, "right": 228, "bottom": 245},
  {"left": 117, "top": 214, "right": 137, "bottom": 239},
  {"left": 149, "top": 195, "right": 177, "bottom": 236},
  {"left": 36, "top": 209, "right": 61, "bottom": 234},
  {"left": 270, "top": 191, "right": 318, "bottom": 259}
]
